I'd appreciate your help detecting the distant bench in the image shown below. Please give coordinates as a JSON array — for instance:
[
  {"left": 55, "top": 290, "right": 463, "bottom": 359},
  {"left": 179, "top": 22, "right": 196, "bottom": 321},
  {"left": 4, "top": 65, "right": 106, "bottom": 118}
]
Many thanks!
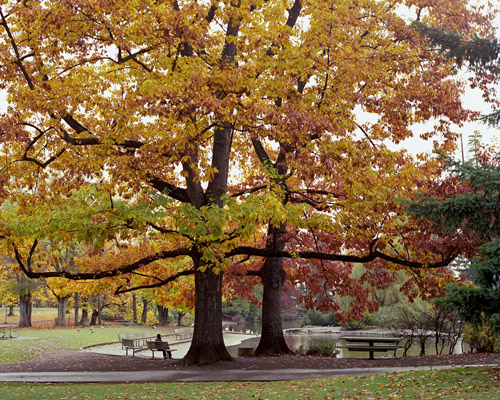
[
  {"left": 121, "top": 338, "right": 147, "bottom": 356},
  {"left": 118, "top": 334, "right": 155, "bottom": 355},
  {"left": 338, "top": 336, "right": 403, "bottom": 360},
  {"left": 174, "top": 327, "right": 193, "bottom": 341}
]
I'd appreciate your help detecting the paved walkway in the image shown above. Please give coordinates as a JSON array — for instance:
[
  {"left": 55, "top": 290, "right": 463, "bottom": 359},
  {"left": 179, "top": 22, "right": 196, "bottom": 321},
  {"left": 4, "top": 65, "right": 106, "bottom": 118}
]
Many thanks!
[
  {"left": 80, "top": 331, "right": 258, "bottom": 359},
  {"left": 1, "top": 364, "right": 494, "bottom": 383}
]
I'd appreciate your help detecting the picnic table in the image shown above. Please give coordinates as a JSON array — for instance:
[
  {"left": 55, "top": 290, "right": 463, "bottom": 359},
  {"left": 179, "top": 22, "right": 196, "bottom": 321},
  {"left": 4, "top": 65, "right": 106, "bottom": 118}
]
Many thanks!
[
  {"left": 0, "top": 325, "right": 19, "bottom": 339},
  {"left": 338, "top": 336, "right": 403, "bottom": 359}
]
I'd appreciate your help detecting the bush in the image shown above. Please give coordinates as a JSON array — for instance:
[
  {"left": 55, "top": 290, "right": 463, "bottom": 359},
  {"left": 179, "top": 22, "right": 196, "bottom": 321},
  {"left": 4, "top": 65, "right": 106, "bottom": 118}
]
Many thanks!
[
  {"left": 463, "top": 323, "right": 497, "bottom": 353},
  {"left": 298, "top": 338, "right": 338, "bottom": 357}
]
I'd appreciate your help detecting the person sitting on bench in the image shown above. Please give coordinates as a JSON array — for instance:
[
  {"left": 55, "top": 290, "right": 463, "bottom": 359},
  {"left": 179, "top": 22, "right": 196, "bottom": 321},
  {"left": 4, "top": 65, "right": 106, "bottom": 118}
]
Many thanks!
[{"left": 155, "top": 334, "right": 172, "bottom": 359}]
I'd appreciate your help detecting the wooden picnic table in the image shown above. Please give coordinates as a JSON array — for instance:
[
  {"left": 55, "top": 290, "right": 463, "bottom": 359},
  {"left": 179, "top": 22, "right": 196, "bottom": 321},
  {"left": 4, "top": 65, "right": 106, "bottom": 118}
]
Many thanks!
[
  {"left": 338, "top": 336, "right": 403, "bottom": 359},
  {"left": 0, "top": 325, "right": 19, "bottom": 339}
]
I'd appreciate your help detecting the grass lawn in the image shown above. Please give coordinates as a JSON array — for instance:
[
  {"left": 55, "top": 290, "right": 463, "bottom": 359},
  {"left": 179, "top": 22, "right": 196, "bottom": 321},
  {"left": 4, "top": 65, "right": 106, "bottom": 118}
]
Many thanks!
[
  {"left": 0, "top": 327, "right": 157, "bottom": 364},
  {"left": 3, "top": 307, "right": 59, "bottom": 324},
  {"left": 0, "top": 367, "right": 499, "bottom": 399}
]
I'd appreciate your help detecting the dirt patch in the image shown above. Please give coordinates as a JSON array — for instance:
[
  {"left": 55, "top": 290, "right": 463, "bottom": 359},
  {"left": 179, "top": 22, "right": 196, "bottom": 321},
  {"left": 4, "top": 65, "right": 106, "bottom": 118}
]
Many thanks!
[{"left": 0, "top": 351, "right": 498, "bottom": 373}]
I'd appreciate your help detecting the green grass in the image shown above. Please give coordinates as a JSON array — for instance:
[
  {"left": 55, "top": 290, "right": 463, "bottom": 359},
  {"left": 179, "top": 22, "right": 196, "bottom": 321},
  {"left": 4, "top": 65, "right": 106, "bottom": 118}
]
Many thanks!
[
  {"left": 0, "top": 367, "right": 499, "bottom": 399},
  {"left": 0, "top": 327, "right": 157, "bottom": 364}
]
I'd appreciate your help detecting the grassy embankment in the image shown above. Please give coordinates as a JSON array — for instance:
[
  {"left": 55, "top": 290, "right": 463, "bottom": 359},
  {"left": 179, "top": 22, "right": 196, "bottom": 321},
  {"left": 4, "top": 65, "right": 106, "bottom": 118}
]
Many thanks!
[
  {"left": 1, "top": 311, "right": 499, "bottom": 399},
  {"left": 1, "top": 367, "right": 499, "bottom": 399}
]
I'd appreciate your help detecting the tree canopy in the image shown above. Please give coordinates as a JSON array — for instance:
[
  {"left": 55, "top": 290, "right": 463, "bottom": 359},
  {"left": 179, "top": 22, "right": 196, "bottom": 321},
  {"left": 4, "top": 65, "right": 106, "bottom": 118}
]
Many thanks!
[{"left": 0, "top": 0, "right": 497, "bottom": 364}]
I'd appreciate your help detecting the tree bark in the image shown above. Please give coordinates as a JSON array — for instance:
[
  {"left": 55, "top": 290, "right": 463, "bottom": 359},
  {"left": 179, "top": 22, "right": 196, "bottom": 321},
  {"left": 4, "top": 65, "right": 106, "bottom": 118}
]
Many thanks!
[
  {"left": 255, "top": 222, "right": 292, "bottom": 355},
  {"left": 132, "top": 293, "right": 138, "bottom": 323},
  {"left": 90, "top": 309, "right": 98, "bottom": 325},
  {"left": 254, "top": 257, "right": 291, "bottom": 355},
  {"left": 8, "top": 305, "right": 15, "bottom": 316},
  {"left": 177, "top": 311, "right": 185, "bottom": 326},
  {"left": 74, "top": 293, "right": 79, "bottom": 327},
  {"left": 79, "top": 307, "right": 89, "bottom": 325},
  {"left": 97, "top": 294, "right": 102, "bottom": 325},
  {"left": 55, "top": 294, "right": 69, "bottom": 327},
  {"left": 180, "top": 259, "right": 232, "bottom": 365},
  {"left": 141, "top": 298, "right": 148, "bottom": 324},
  {"left": 18, "top": 293, "right": 32, "bottom": 327},
  {"left": 157, "top": 305, "right": 169, "bottom": 326}
]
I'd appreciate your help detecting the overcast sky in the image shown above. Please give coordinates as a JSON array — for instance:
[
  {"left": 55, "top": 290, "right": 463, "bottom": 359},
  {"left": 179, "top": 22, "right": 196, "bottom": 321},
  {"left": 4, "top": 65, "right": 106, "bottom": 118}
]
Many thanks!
[{"left": 393, "top": 0, "right": 500, "bottom": 158}]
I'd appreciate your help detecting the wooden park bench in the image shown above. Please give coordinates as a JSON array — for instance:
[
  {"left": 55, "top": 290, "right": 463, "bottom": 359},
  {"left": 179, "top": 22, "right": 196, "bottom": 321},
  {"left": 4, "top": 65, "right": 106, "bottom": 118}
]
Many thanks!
[
  {"left": 338, "top": 336, "right": 403, "bottom": 360},
  {"left": 146, "top": 340, "right": 176, "bottom": 359},
  {"left": 118, "top": 333, "right": 154, "bottom": 349},
  {"left": 121, "top": 338, "right": 147, "bottom": 356},
  {"left": 173, "top": 327, "right": 193, "bottom": 341}
]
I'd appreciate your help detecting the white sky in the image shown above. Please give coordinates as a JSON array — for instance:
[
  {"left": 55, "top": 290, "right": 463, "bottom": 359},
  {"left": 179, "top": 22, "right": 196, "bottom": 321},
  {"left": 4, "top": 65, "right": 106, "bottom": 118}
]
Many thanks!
[{"left": 391, "top": 0, "right": 500, "bottom": 158}]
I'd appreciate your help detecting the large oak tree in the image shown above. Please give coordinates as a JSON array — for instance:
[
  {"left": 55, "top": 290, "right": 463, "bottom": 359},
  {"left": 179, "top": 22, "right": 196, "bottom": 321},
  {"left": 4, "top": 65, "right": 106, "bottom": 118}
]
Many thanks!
[{"left": 0, "top": 0, "right": 497, "bottom": 363}]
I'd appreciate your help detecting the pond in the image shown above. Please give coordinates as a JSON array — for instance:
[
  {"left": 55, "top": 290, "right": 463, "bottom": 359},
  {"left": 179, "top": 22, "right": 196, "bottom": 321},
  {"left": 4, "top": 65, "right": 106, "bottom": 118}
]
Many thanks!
[{"left": 227, "top": 328, "right": 469, "bottom": 358}]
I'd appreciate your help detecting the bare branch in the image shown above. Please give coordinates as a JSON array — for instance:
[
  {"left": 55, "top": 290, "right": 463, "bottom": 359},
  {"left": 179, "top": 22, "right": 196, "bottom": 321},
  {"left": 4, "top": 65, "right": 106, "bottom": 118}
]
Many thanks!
[
  {"left": 0, "top": 9, "right": 35, "bottom": 89},
  {"left": 13, "top": 246, "right": 193, "bottom": 280},
  {"left": 114, "top": 267, "right": 195, "bottom": 294},
  {"left": 147, "top": 175, "right": 189, "bottom": 203},
  {"left": 228, "top": 246, "right": 457, "bottom": 270}
]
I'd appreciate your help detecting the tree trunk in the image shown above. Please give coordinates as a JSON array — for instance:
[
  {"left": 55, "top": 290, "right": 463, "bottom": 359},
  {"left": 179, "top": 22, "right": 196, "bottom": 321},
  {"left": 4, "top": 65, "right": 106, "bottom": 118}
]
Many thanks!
[
  {"left": 55, "top": 295, "right": 69, "bottom": 327},
  {"left": 90, "top": 309, "right": 98, "bottom": 325},
  {"left": 255, "top": 223, "right": 292, "bottom": 355},
  {"left": 254, "top": 256, "right": 292, "bottom": 355},
  {"left": 157, "top": 305, "right": 169, "bottom": 326},
  {"left": 180, "top": 260, "right": 232, "bottom": 365},
  {"left": 79, "top": 308, "right": 89, "bottom": 325},
  {"left": 132, "top": 293, "right": 138, "bottom": 323},
  {"left": 8, "top": 305, "right": 15, "bottom": 316},
  {"left": 141, "top": 298, "right": 148, "bottom": 324},
  {"left": 74, "top": 293, "right": 79, "bottom": 327},
  {"left": 97, "top": 294, "right": 102, "bottom": 325},
  {"left": 18, "top": 293, "right": 32, "bottom": 327},
  {"left": 177, "top": 311, "right": 185, "bottom": 326}
]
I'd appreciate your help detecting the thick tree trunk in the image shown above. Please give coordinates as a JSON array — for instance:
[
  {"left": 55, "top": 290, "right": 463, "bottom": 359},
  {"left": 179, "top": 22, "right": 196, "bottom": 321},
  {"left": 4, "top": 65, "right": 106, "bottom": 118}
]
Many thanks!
[
  {"left": 255, "top": 222, "right": 292, "bottom": 355},
  {"left": 180, "top": 261, "right": 232, "bottom": 365},
  {"left": 74, "top": 293, "right": 79, "bottom": 327},
  {"left": 8, "top": 304, "right": 15, "bottom": 316},
  {"left": 157, "top": 305, "right": 169, "bottom": 326},
  {"left": 79, "top": 308, "right": 89, "bottom": 325},
  {"left": 90, "top": 309, "right": 98, "bottom": 325},
  {"left": 141, "top": 298, "right": 148, "bottom": 324},
  {"left": 132, "top": 293, "right": 138, "bottom": 323},
  {"left": 254, "top": 256, "right": 292, "bottom": 355},
  {"left": 18, "top": 293, "right": 32, "bottom": 327},
  {"left": 97, "top": 294, "right": 102, "bottom": 325},
  {"left": 55, "top": 295, "right": 69, "bottom": 327}
]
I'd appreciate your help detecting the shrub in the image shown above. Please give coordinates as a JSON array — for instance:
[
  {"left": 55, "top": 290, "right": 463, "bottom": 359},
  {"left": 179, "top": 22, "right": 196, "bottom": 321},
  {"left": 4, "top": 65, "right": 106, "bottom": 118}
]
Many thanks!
[
  {"left": 298, "top": 338, "right": 338, "bottom": 357},
  {"left": 463, "top": 323, "right": 497, "bottom": 353}
]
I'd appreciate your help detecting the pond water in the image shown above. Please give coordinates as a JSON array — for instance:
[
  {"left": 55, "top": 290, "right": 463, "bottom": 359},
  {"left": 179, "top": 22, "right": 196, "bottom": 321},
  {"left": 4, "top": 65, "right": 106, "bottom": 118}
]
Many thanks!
[{"left": 227, "top": 329, "right": 468, "bottom": 358}]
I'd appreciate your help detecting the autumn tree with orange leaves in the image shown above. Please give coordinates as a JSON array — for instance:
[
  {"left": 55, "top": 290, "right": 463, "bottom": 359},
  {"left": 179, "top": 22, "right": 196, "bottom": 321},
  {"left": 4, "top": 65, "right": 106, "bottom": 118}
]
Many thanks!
[{"left": 0, "top": 0, "right": 498, "bottom": 364}]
